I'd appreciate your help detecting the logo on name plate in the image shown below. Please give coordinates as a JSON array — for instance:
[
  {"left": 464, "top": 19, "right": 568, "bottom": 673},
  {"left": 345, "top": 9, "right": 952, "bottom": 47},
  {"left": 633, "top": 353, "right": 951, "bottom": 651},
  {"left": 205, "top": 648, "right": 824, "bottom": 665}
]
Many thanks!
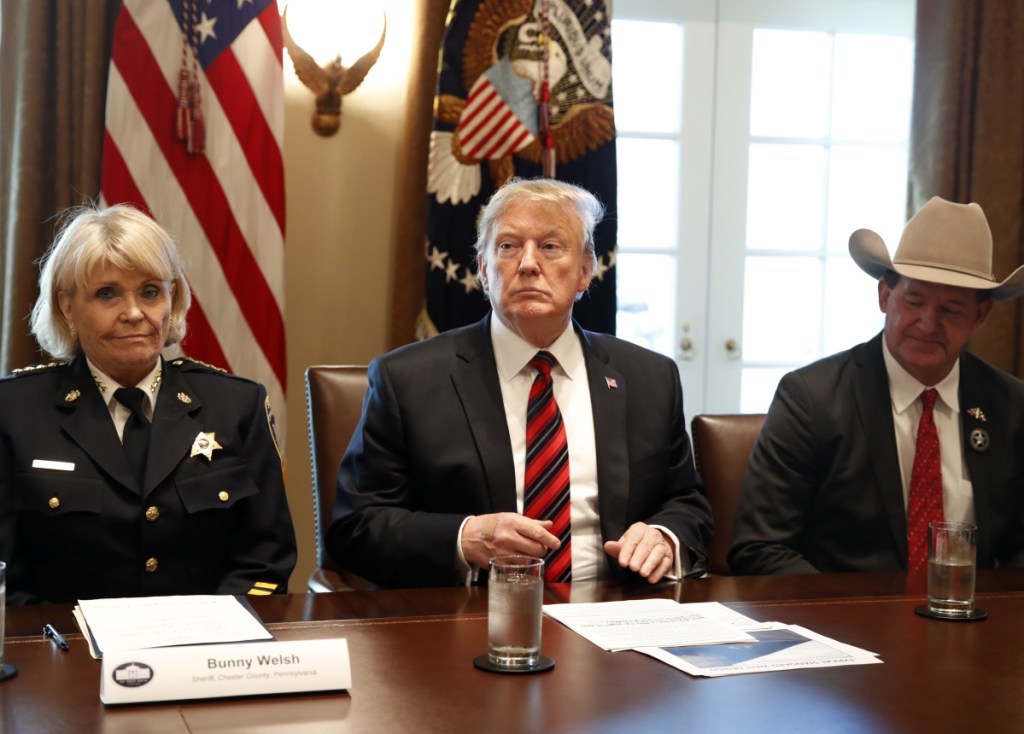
[{"left": 113, "top": 661, "right": 154, "bottom": 687}]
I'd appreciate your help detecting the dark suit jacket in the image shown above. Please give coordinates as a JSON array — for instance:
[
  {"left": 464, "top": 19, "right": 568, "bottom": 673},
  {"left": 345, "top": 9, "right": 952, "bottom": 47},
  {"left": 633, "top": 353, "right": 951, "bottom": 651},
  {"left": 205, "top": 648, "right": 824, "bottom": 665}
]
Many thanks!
[
  {"left": 729, "top": 333, "right": 1024, "bottom": 574},
  {"left": 326, "top": 316, "right": 712, "bottom": 587},
  {"left": 0, "top": 356, "right": 297, "bottom": 604}
]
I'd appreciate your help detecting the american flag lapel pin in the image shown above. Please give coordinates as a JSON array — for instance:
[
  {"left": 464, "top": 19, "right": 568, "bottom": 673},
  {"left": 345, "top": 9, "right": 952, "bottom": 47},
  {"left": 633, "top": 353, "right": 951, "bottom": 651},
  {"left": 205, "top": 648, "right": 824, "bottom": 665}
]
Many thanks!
[
  {"left": 605, "top": 376, "right": 618, "bottom": 389},
  {"left": 967, "top": 407, "right": 986, "bottom": 422}
]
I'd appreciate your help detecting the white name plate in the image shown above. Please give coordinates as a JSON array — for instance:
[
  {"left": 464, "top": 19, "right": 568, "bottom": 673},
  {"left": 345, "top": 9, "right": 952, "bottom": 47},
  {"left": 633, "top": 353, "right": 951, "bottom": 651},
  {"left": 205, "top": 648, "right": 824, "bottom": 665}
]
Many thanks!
[{"left": 99, "top": 638, "right": 351, "bottom": 705}]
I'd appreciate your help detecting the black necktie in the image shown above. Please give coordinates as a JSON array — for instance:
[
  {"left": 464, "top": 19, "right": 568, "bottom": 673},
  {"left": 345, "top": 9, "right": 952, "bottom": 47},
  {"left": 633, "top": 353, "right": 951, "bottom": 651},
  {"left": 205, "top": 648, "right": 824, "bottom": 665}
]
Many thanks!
[{"left": 115, "top": 387, "right": 150, "bottom": 488}]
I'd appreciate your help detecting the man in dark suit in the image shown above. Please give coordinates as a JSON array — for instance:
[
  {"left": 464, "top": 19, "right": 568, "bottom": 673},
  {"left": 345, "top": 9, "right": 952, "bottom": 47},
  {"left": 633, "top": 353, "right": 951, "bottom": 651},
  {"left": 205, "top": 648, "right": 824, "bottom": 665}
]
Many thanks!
[
  {"left": 730, "top": 197, "right": 1024, "bottom": 575},
  {"left": 327, "top": 178, "right": 712, "bottom": 587}
]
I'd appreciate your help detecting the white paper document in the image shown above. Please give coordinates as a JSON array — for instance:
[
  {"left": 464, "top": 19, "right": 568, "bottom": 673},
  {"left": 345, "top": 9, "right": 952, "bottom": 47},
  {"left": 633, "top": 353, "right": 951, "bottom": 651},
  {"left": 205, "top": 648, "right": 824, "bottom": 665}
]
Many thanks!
[
  {"left": 542, "top": 600, "right": 756, "bottom": 651},
  {"left": 635, "top": 622, "right": 882, "bottom": 677},
  {"left": 75, "top": 595, "right": 274, "bottom": 658}
]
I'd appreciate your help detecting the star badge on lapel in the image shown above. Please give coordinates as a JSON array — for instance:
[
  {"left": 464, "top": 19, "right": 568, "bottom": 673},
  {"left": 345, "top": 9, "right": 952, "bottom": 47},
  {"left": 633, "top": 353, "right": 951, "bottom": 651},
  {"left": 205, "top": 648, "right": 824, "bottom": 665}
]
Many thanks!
[
  {"left": 969, "top": 428, "right": 990, "bottom": 453},
  {"left": 967, "top": 407, "right": 986, "bottom": 422},
  {"left": 190, "top": 432, "right": 223, "bottom": 460}
]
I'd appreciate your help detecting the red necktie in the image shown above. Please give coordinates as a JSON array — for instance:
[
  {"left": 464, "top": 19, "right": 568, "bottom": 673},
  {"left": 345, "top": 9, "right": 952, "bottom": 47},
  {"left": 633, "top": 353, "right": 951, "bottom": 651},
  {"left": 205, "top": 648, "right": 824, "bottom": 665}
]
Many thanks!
[
  {"left": 907, "top": 388, "right": 944, "bottom": 571},
  {"left": 524, "top": 351, "right": 571, "bottom": 583}
]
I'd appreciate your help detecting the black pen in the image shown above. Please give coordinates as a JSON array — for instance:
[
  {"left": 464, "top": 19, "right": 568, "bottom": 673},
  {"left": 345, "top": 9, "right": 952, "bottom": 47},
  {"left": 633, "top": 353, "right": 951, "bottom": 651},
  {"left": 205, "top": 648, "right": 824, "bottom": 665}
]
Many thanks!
[{"left": 43, "top": 623, "right": 70, "bottom": 651}]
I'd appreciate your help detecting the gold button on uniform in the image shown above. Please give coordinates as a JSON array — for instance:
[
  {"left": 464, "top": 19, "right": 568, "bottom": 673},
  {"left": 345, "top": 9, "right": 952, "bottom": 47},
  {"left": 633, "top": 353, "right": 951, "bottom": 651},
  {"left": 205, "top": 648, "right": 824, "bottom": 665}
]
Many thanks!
[
  {"left": 48, "top": 497, "right": 60, "bottom": 510},
  {"left": 145, "top": 557, "right": 159, "bottom": 573},
  {"left": 218, "top": 491, "right": 229, "bottom": 502},
  {"left": 145, "top": 506, "right": 160, "bottom": 521}
]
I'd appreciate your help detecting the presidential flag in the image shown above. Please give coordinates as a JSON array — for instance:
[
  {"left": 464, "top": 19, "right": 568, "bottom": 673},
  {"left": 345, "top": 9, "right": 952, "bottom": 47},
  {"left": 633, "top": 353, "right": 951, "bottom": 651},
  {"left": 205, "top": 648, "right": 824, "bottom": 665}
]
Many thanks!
[
  {"left": 422, "top": 0, "right": 617, "bottom": 337},
  {"left": 101, "top": 0, "right": 286, "bottom": 424}
]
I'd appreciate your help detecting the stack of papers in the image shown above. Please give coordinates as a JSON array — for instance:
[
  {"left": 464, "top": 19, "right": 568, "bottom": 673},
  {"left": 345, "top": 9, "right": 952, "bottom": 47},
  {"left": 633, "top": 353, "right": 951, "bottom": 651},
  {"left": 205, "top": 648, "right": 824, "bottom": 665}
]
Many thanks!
[
  {"left": 543, "top": 600, "right": 881, "bottom": 677},
  {"left": 74, "top": 595, "right": 274, "bottom": 659}
]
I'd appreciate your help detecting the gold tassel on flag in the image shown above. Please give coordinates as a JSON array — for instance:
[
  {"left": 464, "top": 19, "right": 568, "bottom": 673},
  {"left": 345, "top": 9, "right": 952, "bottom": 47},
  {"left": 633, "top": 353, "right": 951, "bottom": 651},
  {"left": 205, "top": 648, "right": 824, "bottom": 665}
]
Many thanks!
[
  {"left": 176, "top": 0, "right": 205, "bottom": 155},
  {"left": 539, "top": 0, "right": 555, "bottom": 178}
]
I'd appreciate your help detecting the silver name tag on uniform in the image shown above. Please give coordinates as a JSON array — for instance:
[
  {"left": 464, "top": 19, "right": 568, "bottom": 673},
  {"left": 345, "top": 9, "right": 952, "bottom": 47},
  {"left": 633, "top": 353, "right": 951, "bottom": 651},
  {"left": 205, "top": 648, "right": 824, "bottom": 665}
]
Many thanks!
[{"left": 32, "top": 459, "right": 75, "bottom": 471}]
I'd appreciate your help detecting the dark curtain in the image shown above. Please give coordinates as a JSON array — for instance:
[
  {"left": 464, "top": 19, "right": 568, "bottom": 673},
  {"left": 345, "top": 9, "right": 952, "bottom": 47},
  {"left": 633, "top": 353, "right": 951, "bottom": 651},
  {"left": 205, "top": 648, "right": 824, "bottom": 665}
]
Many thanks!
[
  {"left": 909, "top": 0, "right": 1024, "bottom": 375},
  {"left": 0, "top": 1, "right": 121, "bottom": 373}
]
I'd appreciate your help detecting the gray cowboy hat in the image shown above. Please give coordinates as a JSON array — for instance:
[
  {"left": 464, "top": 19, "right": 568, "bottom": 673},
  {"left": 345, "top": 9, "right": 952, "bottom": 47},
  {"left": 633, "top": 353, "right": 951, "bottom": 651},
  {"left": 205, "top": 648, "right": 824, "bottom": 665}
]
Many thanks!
[{"left": 849, "top": 196, "right": 1024, "bottom": 303}]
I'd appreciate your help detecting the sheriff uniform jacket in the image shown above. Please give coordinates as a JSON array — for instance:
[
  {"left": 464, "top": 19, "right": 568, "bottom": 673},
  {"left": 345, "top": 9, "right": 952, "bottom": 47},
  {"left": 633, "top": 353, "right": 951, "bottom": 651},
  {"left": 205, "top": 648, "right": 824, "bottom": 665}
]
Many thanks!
[{"left": 0, "top": 356, "right": 296, "bottom": 604}]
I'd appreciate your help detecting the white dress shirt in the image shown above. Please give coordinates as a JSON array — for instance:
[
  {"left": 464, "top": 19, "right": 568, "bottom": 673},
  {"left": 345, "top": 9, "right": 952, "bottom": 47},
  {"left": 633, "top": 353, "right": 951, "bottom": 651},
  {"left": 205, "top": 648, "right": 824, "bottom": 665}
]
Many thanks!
[
  {"left": 88, "top": 357, "right": 162, "bottom": 443},
  {"left": 882, "top": 341, "right": 975, "bottom": 525}
]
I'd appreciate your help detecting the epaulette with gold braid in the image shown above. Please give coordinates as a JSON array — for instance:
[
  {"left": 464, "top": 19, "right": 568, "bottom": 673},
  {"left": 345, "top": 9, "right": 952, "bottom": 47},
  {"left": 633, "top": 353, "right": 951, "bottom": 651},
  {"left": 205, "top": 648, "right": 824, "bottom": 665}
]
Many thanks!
[
  {"left": 11, "top": 361, "right": 64, "bottom": 376},
  {"left": 171, "top": 357, "right": 230, "bottom": 374}
]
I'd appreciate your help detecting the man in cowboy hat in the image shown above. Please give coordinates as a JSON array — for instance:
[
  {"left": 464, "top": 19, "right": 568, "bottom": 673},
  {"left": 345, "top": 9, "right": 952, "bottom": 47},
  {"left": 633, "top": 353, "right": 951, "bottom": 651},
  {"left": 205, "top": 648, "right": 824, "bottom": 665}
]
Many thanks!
[{"left": 729, "top": 196, "right": 1024, "bottom": 575}]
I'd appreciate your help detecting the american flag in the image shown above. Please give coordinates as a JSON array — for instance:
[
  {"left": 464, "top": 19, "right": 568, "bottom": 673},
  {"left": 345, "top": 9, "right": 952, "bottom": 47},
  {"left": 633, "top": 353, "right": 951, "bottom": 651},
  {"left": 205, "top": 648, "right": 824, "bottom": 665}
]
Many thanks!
[{"left": 101, "top": 0, "right": 286, "bottom": 427}]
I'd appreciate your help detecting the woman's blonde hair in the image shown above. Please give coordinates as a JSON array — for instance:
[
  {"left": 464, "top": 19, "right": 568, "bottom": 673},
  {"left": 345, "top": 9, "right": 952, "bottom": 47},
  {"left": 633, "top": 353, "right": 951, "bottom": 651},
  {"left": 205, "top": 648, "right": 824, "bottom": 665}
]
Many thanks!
[{"left": 30, "top": 204, "right": 192, "bottom": 359}]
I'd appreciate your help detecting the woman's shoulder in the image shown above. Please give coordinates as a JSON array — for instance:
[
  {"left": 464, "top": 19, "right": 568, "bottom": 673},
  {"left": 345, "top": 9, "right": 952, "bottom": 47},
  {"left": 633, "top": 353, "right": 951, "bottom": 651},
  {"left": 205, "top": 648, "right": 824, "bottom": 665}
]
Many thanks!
[
  {"left": 167, "top": 356, "right": 255, "bottom": 383},
  {"left": 1, "top": 360, "right": 67, "bottom": 383}
]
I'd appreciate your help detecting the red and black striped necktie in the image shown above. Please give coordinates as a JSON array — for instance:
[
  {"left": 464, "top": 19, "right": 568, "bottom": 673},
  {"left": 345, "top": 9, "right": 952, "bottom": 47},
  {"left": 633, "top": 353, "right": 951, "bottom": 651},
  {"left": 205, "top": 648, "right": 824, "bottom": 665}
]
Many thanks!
[{"left": 524, "top": 351, "right": 571, "bottom": 583}]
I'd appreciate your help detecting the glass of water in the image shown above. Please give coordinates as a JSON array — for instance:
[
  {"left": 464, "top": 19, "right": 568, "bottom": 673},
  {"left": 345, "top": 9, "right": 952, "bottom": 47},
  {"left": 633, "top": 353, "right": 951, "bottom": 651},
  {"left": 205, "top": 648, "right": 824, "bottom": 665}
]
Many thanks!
[
  {"left": 0, "top": 560, "right": 16, "bottom": 681},
  {"left": 486, "top": 556, "right": 545, "bottom": 669},
  {"left": 927, "top": 522, "right": 977, "bottom": 617}
]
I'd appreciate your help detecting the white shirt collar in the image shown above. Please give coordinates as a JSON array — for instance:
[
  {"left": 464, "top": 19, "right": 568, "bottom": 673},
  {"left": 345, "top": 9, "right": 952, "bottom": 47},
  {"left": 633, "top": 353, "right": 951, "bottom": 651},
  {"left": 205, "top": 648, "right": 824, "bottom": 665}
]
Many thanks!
[
  {"left": 86, "top": 356, "right": 163, "bottom": 417},
  {"left": 882, "top": 337, "right": 960, "bottom": 415},
  {"left": 490, "top": 315, "right": 584, "bottom": 382}
]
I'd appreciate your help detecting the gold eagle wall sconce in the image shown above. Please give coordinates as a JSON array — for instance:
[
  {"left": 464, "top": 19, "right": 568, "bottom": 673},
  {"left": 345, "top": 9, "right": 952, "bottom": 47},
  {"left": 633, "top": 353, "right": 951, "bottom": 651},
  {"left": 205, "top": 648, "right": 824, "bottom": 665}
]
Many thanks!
[{"left": 281, "top": 6, "right": 387, "bottom": 137}]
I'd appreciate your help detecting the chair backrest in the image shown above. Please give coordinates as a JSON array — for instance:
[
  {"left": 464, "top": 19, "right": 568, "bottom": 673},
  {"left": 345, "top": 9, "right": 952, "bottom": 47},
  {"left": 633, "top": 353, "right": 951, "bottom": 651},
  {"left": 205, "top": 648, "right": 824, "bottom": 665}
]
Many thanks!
[
  {"left": 690, "top": 413, "right": 765, "bottom": 576},
  {"left": 304, "top": 365, "right": 370, "bottom": 591}
]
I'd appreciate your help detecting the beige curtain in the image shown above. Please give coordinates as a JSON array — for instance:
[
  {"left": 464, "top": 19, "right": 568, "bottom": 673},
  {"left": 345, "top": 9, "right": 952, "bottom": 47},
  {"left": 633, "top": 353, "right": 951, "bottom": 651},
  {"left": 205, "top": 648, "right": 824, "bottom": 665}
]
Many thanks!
[
  {"left": 0, "top": 1, "right": 120, "bottom": 373},
  {"left": 909, "top": 0, "right": 1024, "bottom": 376},
  {"left": 385, "top": 0, "right": 449, "bottom": 351}
]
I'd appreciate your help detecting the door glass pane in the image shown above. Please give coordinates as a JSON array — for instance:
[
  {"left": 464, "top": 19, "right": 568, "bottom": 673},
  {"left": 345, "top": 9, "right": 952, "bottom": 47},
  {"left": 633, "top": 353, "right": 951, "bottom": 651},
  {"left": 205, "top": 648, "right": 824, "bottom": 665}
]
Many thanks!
[
  {"left": 750, "top": 30, "right": 832, "bottom": 138},
  {"left": 832, "top": 34, "right": 914, "bottom": 141},
  {"left": 746, "top": 144, "right": 826, "bottom": 251},
  {"left": 823, "top": 258, "right": 885, "bottom": 354},
  {"left": 741, "top": 367, "right": 789, "bottom": 414},
  {"left": 616, "top": 253, "right": 676, "bottom": 357},
  {"left": 616, "top": 138, "right": 680, "bottom": 251},
  {"left": 611, "top": 20, "right": 683, "bottom": 133},
  {"left": 742, "top": 256, "right": 822, "bottom": 363},
  {"left": 827, "top": 145, "right": 908, "bottom": 253}
]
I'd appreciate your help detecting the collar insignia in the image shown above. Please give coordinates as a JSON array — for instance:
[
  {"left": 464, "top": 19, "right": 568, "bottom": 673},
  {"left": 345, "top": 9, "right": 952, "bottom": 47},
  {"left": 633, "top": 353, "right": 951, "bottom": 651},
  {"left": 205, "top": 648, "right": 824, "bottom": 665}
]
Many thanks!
[
  {"left": 64, "top": 389, "right": 81, "bottom": 403},
  {"left": 190, "top": 432, "right": 223, "bottom": 460},
  {"left": 177, "top": 392, "right": 193, "bottom": 404}
]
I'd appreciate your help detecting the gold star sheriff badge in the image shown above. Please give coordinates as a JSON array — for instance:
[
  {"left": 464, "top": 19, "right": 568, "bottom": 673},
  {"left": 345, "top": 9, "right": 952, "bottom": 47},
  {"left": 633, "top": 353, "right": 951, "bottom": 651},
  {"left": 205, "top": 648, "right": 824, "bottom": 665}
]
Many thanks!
[{"left": 190, "top": 432, "right": 222, "bottom": 460}]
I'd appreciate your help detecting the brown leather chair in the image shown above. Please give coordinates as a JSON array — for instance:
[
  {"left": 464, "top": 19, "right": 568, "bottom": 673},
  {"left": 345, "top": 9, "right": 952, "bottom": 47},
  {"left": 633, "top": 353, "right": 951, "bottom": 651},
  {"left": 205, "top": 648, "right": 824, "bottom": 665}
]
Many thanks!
[
  {"left": 690, "top": 413, "right": 765, "bottom": 576},
  {"left": 304, "top": 365, "right": 372, "bottom": 591}
]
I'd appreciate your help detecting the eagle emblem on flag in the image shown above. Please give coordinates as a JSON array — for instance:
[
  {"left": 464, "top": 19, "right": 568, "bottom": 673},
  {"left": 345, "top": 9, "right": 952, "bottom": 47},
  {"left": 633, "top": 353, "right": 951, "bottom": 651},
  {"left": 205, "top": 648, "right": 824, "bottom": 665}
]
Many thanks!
[{"left": 428, "top": 0, "right": 615, "bottom": 205}]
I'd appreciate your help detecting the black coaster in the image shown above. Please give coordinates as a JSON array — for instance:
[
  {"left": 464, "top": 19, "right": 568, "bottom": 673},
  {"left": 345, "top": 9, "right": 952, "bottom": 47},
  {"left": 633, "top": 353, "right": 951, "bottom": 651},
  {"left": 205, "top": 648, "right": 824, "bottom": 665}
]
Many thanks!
[
  {"left": 914, "top": 604, "right": 988, "bottom": 621},
  {"left": 473, "top": 654, "right": 555, "bottom": 674},
  {"left": 0, "top": 662, "right": 17, "bottom": 682}
]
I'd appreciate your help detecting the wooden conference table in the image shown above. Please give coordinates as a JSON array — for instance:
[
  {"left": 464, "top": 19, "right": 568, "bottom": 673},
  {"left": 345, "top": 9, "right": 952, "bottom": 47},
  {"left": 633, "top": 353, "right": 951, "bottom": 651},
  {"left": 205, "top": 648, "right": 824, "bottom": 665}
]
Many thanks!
[{"left": 3, "top": 569, "right": 1023, "bottom": 733}]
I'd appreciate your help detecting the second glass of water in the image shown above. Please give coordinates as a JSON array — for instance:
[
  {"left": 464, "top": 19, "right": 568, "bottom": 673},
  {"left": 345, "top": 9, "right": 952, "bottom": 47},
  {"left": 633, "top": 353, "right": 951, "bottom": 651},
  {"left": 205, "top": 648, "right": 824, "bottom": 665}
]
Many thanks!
[{"left": 927, "top": 521, "right": 977, "bottom": 617}]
